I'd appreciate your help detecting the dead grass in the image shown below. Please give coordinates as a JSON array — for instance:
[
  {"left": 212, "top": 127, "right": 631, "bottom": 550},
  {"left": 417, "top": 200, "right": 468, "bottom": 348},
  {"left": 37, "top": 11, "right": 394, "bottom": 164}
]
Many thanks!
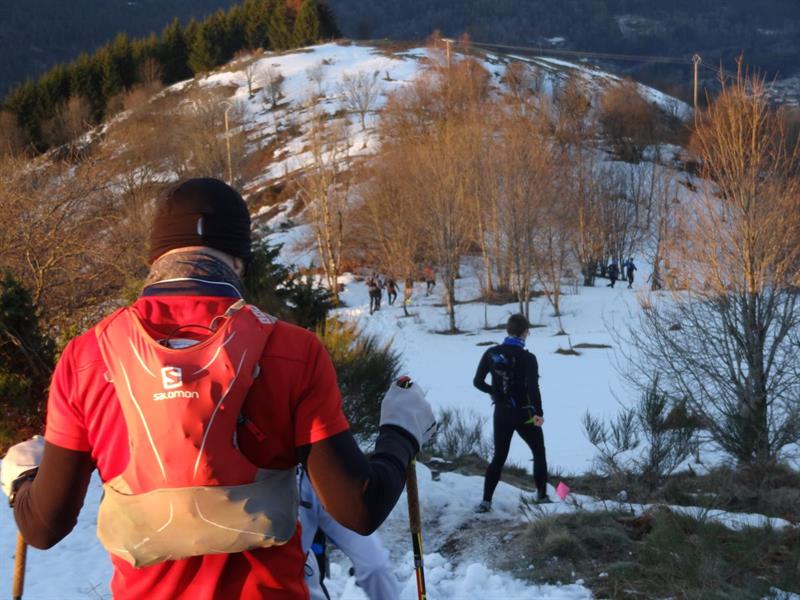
[
  {"left": 563, "top": 463, "right": 800, "bottom": 524},
  {"left": 505, "top": 509, "right": 800, "bottom": 599},
  {"left": 555, "top": 347, "right": 581, "bottom": 356},
  {"left": 573, "top": 342, "right": 613, "bottom": 349}
]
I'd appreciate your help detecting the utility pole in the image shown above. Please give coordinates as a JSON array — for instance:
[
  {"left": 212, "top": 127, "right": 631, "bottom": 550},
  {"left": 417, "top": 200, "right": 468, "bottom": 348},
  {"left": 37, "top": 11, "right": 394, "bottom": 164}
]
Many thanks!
[
  {"left": 692, "top": 54, "right": 702, "bottom": 111},
  {"left": 222, "top": 101, "right": 234, "bottom": 185},
  {"left": 441, "top": 37, "right": 455, "bottom": 68}
]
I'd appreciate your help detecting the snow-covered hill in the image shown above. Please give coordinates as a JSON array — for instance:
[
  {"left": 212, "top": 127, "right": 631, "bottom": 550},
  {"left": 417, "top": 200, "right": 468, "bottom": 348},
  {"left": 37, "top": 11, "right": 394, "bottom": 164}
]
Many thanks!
[
  {"left": 159, "top": 42, "right": 689, "bottom": 234},
  {"left": 3, "top": 254, "right": 780, "bottom": 599},
  {"left": 0, "top": 44, "right": 729, "bottom": 600}
]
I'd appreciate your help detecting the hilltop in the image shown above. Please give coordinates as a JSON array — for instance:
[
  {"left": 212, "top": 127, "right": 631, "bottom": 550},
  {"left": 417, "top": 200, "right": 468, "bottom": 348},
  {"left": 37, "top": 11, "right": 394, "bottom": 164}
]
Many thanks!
[{"left": 1, "top": 42, "right": 798, "bottom": 599}]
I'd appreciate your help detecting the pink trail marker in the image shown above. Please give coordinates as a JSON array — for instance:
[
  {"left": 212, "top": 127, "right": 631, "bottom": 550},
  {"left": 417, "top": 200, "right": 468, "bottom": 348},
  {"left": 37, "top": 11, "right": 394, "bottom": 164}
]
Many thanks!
[{"left": 556, "top": 481, "right": 570, "bottom": 501}]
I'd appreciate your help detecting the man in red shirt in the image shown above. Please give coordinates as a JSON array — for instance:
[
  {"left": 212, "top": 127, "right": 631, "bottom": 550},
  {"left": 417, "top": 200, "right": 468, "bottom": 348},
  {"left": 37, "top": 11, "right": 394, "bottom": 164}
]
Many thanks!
[{"left": 1, "top": 178, "right": 434, "bottom": 599}]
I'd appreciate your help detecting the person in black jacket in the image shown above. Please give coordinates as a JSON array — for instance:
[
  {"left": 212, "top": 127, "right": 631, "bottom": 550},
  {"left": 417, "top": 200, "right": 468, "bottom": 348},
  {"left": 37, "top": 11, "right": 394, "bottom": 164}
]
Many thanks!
[
  {"left": 607, "top": 261, "right": 619, "bottom": 288},
  {"left": 623, "top": 258, "right": 637, "bottom": 289},
  {"left": 473, "top": 314, "right": 549, "bottom": 511}
]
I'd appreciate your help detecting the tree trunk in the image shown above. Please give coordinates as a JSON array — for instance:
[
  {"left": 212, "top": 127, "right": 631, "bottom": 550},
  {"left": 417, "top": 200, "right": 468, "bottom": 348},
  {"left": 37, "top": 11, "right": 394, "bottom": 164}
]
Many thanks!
[
  {"left": 446, "top": 276, "right": 457, "bottom": 332},
  {"left": 582, "top": 261, "right": 595, "bottom": 287}
]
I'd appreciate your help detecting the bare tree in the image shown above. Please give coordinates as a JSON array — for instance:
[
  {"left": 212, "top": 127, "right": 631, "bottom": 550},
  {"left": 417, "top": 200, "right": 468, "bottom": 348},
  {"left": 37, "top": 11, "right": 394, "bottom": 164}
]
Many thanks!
[
  {"left": 306, "top": 61, "right": 326, "bottom": 98},
  {"left": 41, "top": 95, "right": 92, "bottom": 148},
  {"left": 373, "top": 58, "right": 491, "bottom": 331},
  {"left": 489, "top": 111, "right": 557, "bottom": 319},
  {"left": 644, "top": 167, "right": 680, "bottom": 291},
  {"left": 98, "top": 110, "right": 169, "bottom": 277},
  {"left": 180, "top": 90, "right": 248, "bottom": 184},
  {"left": 340, "top": 70, "right": 382, "bottom": 131},
  {"left": 584, "top": 375, "right": 695, "bottom": 491},
  {"left": 534, "top": 178, "right": 572, "bottom": 319},
  {"left": 599, "top": 79, "right": 664, "bottom": 163},
  {"left": 551, "top": 75, "right": 611, "bottom": 287},
  {"left": 243, "top": 61, "right": 258, "bottom": 98},
  {"left": 359, "top": 149, "right": 425, "bottom": 284},
  {"left": 297, "top": 111, "right": 353, "bottom": 305},
  {"left": 0, "top": 111, "right": 26, "bottom": 156},
  {"left": 622, "top": 66, "right": 800, "bottom": 466},
  {"left": 414, "top": 123, "right": 475, "bottom": 331},
  {"left": 261, "top": 65, "right": 285, "bottom": 109},
  {"left": 600, "top": 168, "right": 643, "bottom": 271},
  {"left": 567, "top": 157, "right": 611, "bottom": 286},
  {"left": 501, "top": 62, "right": 544, "bottom": 116},
  {"left": 138, "top": 57, "right": 163, "bottom": 90},
  {"left": 0, "top": 153, "right": 120, "bottom": 330}
]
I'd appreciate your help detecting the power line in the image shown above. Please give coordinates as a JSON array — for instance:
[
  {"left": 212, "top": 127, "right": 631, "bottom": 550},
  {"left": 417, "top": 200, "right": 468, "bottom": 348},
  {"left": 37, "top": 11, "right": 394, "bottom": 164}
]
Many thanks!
[{"left": 468, "top": 40, "right": 692, "bottom": 66}]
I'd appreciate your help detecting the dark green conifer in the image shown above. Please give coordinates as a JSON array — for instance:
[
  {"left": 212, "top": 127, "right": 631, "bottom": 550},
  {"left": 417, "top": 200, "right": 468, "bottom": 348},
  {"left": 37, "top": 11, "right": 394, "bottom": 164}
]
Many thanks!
[
  {"left": 268, "top": 1, "right": 293, "bottom": 51},
  {"left": 159, "top": 18, "right": 192, "bottom": 83},
  {"left": 293, "top": 0, "right": 321, "bottom": 47}
]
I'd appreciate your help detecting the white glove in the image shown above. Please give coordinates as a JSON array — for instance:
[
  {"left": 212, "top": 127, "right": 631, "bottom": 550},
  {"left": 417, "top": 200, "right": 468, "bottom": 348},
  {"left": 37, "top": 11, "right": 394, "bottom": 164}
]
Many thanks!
[
  {"left": 1, "top": 435, "right": 44, "bottom": 497},
  {"left": 380, "top": 381, "right": 436, "bottom": 449}
]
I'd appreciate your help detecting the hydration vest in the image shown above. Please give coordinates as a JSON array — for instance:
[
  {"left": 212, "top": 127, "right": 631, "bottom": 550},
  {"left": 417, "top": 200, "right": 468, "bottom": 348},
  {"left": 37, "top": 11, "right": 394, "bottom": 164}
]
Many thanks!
[
  {"left": 94, "top": 300, "right": 298, "bottom": 568},
  {"left": 489, "top": 346, "right": 518, "bottom": 407}
]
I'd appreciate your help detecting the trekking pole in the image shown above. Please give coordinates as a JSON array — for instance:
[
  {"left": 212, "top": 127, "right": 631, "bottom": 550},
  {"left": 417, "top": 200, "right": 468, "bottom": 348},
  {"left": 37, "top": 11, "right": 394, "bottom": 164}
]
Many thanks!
[
  {"left": 397, "top": 376, "right": 427, "bottom": 600},
  {"left": 13, "top": 531, "right": 27, "bottom": 600},
  {"left": 406, "top": 459, "right": 427, "bottom": 600}
]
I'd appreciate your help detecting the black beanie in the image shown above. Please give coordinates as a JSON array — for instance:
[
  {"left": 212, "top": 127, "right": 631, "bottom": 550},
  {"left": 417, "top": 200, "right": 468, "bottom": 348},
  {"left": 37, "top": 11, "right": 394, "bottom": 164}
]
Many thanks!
[{"left": 148, "top": 178, "right": 252, "bottom": 264}]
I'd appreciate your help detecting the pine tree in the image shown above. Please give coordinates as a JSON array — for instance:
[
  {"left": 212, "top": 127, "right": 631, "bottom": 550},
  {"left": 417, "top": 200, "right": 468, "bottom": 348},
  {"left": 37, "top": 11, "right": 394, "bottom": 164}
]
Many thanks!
[
  {"left": 188, "top": 20, "right": 220, "bottom": 74},
  {"left": 245, "top": 240, "right": 332, "bottom": 329},
  {"left": 293, "top": 0, "right": 321, "bottom": 47},
  {"left": 244, "top": 0, "right": 272, "bottom": 50},
  {"left": 4, "top": 80, "right": 41, "bottom": 147},
  {"left": 69, "top": 52, "right": 105, "bottom": 121},
  {"left": 37, "top": 65, "right": 71, "bottom": 122},
  {"left": 133, "top": 33, "right": 160, "bottom": 66},
  {"left": 184, "top": 18, "right": 201, "bottom": 50},
  {"left": 316, "top": 0, "right": 341, "bottom": 38},
  {"left": 0, "top": 274, "right": 54, "bottom": 412},
  {"left": 189, "top": 10, "right": 239, "bottom": 74},
  {"left": 224, "top": 5, "right": 247, "bottom": 58},
  {"left": 268, "top": 1, "right": 293, "bottom": 51},
  {"left": 109, "top": 33, "right": 136, "bottom": 89},
  {"left": 98, "top": 47, "right": 123, "bottom": 105},
  {"left": 159, "top": 18, "right": 192, "bottom": 83}
]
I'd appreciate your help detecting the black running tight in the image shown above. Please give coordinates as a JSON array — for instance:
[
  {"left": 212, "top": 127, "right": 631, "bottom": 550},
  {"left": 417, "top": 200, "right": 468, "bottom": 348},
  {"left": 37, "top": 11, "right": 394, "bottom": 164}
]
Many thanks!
[{"left": 483, "top": 404, "right": 547, "bottom": 501}]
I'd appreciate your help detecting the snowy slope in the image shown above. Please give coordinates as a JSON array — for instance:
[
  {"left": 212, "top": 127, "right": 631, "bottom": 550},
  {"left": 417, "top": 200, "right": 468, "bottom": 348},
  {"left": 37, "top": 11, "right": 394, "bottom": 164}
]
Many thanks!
[
  {"left": 0, "top": 469, "right": 593, "bottom": 599},
  {"left": 1, "top": 461, "right": 788, "bottom": 598},
  {"left": 156, "top": 42, "right": 690, "bottom": 224},
  {"left": 332, "top": 269, "right": 649, "bottom": 475},
  {"left": 0, "top": 44, "right": 713, "bottom": 599},
  {"left": 210, "top": 43, "right": 695, "bottom": 472},
  {"left": 196, "top": 43, "right": 424, "bottom": 190}
]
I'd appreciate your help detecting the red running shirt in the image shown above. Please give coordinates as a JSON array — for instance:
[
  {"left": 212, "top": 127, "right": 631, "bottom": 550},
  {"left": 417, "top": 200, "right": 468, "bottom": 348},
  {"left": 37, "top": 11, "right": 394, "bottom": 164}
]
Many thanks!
[{"left": 45, "top": 295, "right": 350, "bottom": 600}]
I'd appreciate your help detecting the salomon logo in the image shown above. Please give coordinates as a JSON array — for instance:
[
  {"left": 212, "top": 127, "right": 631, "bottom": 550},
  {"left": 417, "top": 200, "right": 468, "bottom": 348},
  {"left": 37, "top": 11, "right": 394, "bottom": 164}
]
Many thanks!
[
  {"left": 153, "top": 390, "right": 200, "bottom": 402},
  {"left": 161, "top": 367, "right": 183, "bottom": 390},
  {"left": 154, "top": 367, "right": 199, "bottom": 401}
]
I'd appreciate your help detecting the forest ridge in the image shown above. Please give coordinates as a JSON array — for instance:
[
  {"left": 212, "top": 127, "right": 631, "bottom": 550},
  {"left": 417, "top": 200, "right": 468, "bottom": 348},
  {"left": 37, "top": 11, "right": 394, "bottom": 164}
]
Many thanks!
[{"left": 3, "top": 0, "right": 800, "bottom": 96}]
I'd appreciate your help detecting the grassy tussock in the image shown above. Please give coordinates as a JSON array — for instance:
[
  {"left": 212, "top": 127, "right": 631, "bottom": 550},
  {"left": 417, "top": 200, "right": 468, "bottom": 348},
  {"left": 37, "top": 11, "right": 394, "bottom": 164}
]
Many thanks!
[{"left": 507, "top": 509, "right": 800, "bottom": 599}]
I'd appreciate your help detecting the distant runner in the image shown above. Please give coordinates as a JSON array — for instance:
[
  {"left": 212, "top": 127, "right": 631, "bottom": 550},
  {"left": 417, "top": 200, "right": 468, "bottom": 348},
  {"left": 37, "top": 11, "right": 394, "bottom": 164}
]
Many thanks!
[
  {"left": 386, "top": 278, "right": 398, "bottom": 306},
  {"left": 402, "top": 277, "right": 414, "bottom": 317},
  {"left": 606, "top": 261, "right": 619, "bottom": 288},
  {"left": 473, "top": 314, "right": 549, "bottom": 512},
  {"left": 623, "top": 258, "right": 637, "bottom": 289},
  {"left": 423, "top": 267, "right": 436, "bottom": 296}
]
